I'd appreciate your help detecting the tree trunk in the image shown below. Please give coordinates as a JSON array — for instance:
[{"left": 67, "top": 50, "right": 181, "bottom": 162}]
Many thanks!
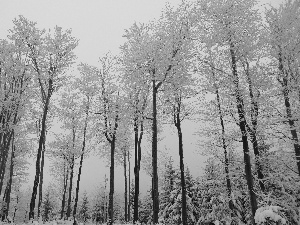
[
  {"left": 73, "top": 101, "right": 89, "bottom": 224},
  {"left": 72, "top": 152, "right": 84, "bottom": 223},
  {"left": 104, "top": 174, "right": 108, "bottom": 222},
  {"left": 67, "top": 120, "right": 76, "bottom": 219},
  {"left": 0, "top": 131, "right": 14, "bottom": 195},
  {"left": 108, "top": 138, "right": 116, "bottom": 225},
  {"left": 215, "top": 86, "right": 234, "bottom": 214},
  {"left": 133, "top": 116, "right": 139, "bottom": 223},
  {"left": 38, "top": 141, "right": 46, "bottom": 218},
  {"left": 128, "top": 152, "right": 131, "bottom": 221},
  {"left": 66, "top": 155, "right": 75, "bottom": 219},
  {"left": 124, "top": 148, "right": 128, "bottom": 222},
  {"left": 61, "top": 162, "right": 69, "bottom": 219},
  {"left": 29, "top": 82, "right": 52, "bottom": 220},
  {"left": 244, "top": 60, "right": 265, "bottom": 192},
  {"left": 174, "top": 102, "right": 187, "bottom": 225},
  {"left": 152, "top": 79, "right": 159, "bottom": 224},
  {"left": 3, "top": 139, "right": 15, "bottom": 220},
  {"left": 209, "top": 54, "right": 235, "bottom": 214},
  {"left": 230, "top": 43, "right": 257, "bottom": 225}
]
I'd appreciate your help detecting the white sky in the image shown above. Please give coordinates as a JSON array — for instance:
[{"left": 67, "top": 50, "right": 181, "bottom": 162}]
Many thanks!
[{"left": 0, "top": 0, "right": 285, "bottom": 197}]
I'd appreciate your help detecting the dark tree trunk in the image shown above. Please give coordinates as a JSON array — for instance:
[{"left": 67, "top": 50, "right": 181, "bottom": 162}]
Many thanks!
[
  {"left": 215, "top": 86, "right": 234, "bottom": 213},
  {"left": 66, "top": 155, "right": 75, "bottom": 219},
  {"left": 0, "top": 131, "right": 14, "bottom": 195},
  {"left": 133, "top": 116, "right": 139, "bottom": 223},
  {"left": 29, "top": 81, "right": 52, "bottom": 220},
  {"left": 128, "top": 152, "right": 131, "bottom": 221},
  {"left": 38, "top": 141, "right": 46, "bottom": 218},
  {"left": 152, "top": 79, "right": 159, "bottom": 224},
  {"left": 104, "top": 174, "right": 108, "bottom": 222},
  {"left": 0, "top": 76, "right": 23, "bottom": 195},
  {"left": 72, "top": 152, "right": 84, "bottom": 222},
  {"left": 108, "top": 138, "right": 116, "bottom": 225},
  {"left": 133, "top": 92, "right": 146, "bottom": 224},
  {"left": 244, "top": 60, "right": 265, "bottom": 192},
  {"left": 174, "top": 99, "right": 187, "bottom": 225},
  {"left": 3, "top": 139, "right": 15, "bottom": 220},
  {"left": 61, "top": 162, "right": 69, "bottom": 219},
  {"left": 209, "top": 55, "right": 235, "bottom": 213},
  {"left": 73, "top": 101, "right": 89, "bottom": 224},
  {"left": 67, "top": 121, "right": 76, "bottom": 219},
  {"left": 124, "top": 148, "right": 128, "bottom": 222},
  {"left": 229, "top": 43, "right": 257, "bottom": 225}
]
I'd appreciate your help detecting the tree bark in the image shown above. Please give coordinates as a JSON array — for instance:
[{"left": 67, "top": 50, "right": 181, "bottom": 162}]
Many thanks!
[
  {"left": 243, "top": 60, "right": 265, "bottom": 192},
  {"left": 152, "top": 79, "right": 159, "bottom": 224},
  {"left": 66, "top": 154, "right": 75, "bottom": 219},
  {"left": 67, "top": 121, "right": 76, "bottom": 219},
  {"left": 0, "top": 131, "right": 14, "bottom": 195},
  {"left": 73, "top": 100, "right": 89, "bottom": 224},
  {"left": 38, "top": 141, "right": 46, "bottom": 218},
  {"left": 128, "top": 152, "right": 131, "bottom": 221},
  {"left": 133, "top": 116, "right": 139, "bottom": 223},
  {"left": 124, "top": 148, "right": 128, "bottom": 222},
  {"left": 29, "top": 80, "right": 52, "bottom": 220},
  {"left": 215, "top": 86, "right": 235, "bottom": 214},
  {"left": 108, "top": 138, "right": 116, "bottom": 225},
  {"left": 208, "top": 54, "right": 235, "bottom": 214},
  {"left": 61, "top": 162, "right": 69, "bottom": 219},
  {"left": 229, "top": 43, "right": 257, "bottom": 225},
  {"left": 3, "top": 138, "right": 15, "bottom": 220},
  {"left": 174, "top": 99, "right": 187, "bottom": 225}
]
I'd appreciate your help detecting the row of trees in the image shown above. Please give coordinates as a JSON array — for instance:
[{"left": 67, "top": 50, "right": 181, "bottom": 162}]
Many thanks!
[{"left": 1, "top": 0, "right": 300, "bottom": 224}]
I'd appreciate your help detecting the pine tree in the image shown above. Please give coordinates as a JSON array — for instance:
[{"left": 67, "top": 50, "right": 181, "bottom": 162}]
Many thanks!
[
  {"left": 159, "top": 160, "right": 199, "bottom": 224},
  {"left": 41, "top": 190, "right": 54, "bottom": 222},
  {"left": 139, "top": 189, "right": 153, "bottom": 224},
  {"left": 78, "top": 192, "right": 90, "bottom": 223}
]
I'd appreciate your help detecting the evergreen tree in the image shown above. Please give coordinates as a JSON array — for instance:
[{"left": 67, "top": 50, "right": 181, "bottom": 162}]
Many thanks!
[
  {"left": 159, "top": 160, "right": 199, "bottom": 224},
  {"left": 139, "top": 189, "right": 153, "bottom": 224},
  {"left": 41, "top": 190, "right": 54, "bottom": 222},
  {"left": 78, "top": 192, "right": 90, "bottom": 223}
]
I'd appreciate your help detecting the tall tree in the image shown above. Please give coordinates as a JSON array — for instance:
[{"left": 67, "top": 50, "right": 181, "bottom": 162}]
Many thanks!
[
  {"left": 10, "top": 16, "right": 78, "bottom": 219},
  {"left": 96, "top": 54, "right": 120, "bottom": 225},
  {"left": 0, "top": 39, "right": 30, "bottom": 196},
  {"left": 196, "top": 1, "right": 263, "bottom": 222},
  {"left": 266, "top": 0, "right": 300, "bottom": 176},
  {"left": 121, "top": 4, "right": 192, "bottom": 222},
  {"left": 72, "top": 63, "right": 97, "bottom": 223}
]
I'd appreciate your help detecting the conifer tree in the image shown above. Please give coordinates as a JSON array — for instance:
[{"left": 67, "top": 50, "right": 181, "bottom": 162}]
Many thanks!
[{"left": 78, "top": 192, "right": 90, "bottom": 223}]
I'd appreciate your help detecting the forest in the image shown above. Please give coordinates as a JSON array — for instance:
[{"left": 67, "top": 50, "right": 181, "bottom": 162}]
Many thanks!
[{"left": 0, "top": 0, "right": 299, "bottom": 224}]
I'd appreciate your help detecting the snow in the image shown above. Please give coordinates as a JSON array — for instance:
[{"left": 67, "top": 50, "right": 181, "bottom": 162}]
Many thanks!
[{"left": 254, "top": 205, "right": 286, "bottom": 224}]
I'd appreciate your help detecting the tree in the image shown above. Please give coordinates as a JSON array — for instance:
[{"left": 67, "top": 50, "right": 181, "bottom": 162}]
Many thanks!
[
  {"left": 121, "top": 4, "right": 193, "bottom": 222},
  {"left": 96, "top": 54, "right": 120, "bottom": 225},
  {"left": 266, "top": 0, "right": 300, "bottom": 176},
  {"left": 41, "top": 187, "right": 56, "bottom": 222},
  {"left": 78, "top": 192, "right": 90, "bottom": 223},
  {"left": 196, "top": 1, "right": 264, "bottom": 222},
  {"left": 9, "top": 16, "right": 78, "bottom": 219},
  {"left": 0, "top": 38, "right": 31, "bottom": 197},
  {"left": 159, "top": 161, "right": 199, "bottom": 224},
  {"left": 72, "top": 63, "right": 97, "bottom": 223}
]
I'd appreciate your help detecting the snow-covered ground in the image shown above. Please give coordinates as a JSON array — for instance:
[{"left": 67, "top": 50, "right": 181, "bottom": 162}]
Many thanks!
[{"left": 0, "top": 205, "right": 288, "bottom": 225}]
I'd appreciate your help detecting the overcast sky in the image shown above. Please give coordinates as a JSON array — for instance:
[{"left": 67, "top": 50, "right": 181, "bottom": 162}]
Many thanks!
[{"left": 0, "top": 0, "right": 284, "bottom": 197}]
